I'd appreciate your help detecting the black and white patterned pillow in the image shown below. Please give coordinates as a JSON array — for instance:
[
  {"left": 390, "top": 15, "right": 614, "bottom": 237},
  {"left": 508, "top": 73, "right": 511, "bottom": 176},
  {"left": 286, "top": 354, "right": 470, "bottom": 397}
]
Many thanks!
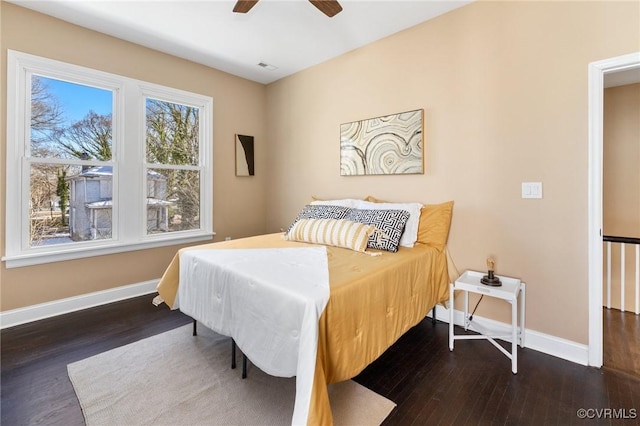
[
  {"left": 346, "top": 208, "right": 410, "bottom": 252},
  {"left": 286, "top": 204, "right": 352, "bottom": 234}
]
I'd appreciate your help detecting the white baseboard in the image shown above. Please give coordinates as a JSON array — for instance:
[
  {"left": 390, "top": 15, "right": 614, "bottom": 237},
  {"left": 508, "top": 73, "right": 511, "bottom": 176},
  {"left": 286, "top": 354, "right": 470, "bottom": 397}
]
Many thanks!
[
  {"left": 0, "top": 279, "right": 159, "bottom": 329},
  {"left": 429, "top": 305, "right": 589, "bottom": 366}
]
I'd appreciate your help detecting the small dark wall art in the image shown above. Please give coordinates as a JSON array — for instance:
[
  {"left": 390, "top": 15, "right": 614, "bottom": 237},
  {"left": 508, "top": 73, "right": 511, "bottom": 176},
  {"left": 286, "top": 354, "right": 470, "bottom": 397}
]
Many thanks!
[
  {"left": 340, "top": 108, "right": 424, "bottom": 176},
  {"left": 235, "top": 134, "right": 255, "bottom": 176}
]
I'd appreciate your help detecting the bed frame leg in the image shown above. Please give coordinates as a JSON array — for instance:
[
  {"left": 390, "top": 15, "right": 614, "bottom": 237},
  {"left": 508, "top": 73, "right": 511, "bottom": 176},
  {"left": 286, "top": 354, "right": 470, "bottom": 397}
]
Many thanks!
[
  {"left": 232, "top": 339, "right": 248, "bottom": 378},
  {"left": 431, "top": 306, "right": 437, "bottom": 325},
  {"left": 231, "top": 339, "right": 237, "bottom": 369},
  {"left": 194, "top": 322, "right": 247, "bottom": 377},
  {"left": 242, "top": 354, "right": 248, "bottom": 379}
]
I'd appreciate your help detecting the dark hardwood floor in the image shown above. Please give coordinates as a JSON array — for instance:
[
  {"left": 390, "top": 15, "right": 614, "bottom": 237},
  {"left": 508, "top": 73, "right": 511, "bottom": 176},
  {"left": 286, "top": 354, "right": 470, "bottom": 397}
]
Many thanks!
[
  {"left": 1, "top": 295, "right": 191, "bottom": 426},
  {"left": 603, "top": 308, "right": 640, "bottom": 378},
  {"left": 1, "top": 295, "right": 639, "bottom": 425}
]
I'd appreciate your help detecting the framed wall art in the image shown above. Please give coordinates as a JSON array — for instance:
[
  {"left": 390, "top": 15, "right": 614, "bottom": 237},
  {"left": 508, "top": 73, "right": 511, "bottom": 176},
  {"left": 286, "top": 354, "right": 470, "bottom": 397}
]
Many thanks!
[
  {"left": 340, "top": 108, "right": 423, "bottom": 176},
  {"left": 235, "top": 134, "right": 255, "bottom": 176}
]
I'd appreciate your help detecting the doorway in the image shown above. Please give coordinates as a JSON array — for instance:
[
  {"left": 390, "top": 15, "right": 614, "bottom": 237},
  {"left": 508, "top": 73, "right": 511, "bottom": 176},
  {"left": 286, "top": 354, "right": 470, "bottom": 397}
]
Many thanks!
[{"left": 588, "top": 52, "right": 640, "bottom": 368}]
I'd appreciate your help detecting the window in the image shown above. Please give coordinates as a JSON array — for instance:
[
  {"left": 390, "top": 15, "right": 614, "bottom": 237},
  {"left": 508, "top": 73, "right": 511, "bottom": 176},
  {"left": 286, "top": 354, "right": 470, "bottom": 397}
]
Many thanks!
[
  {"left": 144, "top": 98, "right": 201, "bottom": 235},
  {"left": 29, "top": 76, "right": 114, "bottom": 245},
  {"left": 4, "top": 50, "right": 213, "bottom": 267}
]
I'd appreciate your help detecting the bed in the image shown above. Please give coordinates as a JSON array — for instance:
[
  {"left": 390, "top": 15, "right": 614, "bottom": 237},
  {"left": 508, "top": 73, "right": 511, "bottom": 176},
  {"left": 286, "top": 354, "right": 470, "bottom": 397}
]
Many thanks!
[{"left": 155, "top": 199, "right": 454, "bottom": 425}]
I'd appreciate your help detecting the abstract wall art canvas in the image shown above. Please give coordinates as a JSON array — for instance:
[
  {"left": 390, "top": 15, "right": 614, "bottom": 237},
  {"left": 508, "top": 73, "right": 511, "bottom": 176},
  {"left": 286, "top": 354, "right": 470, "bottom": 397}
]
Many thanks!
[
  {"left": 340, "top": 109, "right": 424, "bottom": 176},
  {"left": 235, "top": 134, "right": 255, "bottom": 176}
]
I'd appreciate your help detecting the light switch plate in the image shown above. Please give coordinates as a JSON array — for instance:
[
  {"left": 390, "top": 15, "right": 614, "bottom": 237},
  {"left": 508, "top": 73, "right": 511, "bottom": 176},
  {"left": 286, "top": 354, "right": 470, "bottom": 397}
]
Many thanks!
[{"left": 522, "top": 182, "right": 542, "bottom": 199}]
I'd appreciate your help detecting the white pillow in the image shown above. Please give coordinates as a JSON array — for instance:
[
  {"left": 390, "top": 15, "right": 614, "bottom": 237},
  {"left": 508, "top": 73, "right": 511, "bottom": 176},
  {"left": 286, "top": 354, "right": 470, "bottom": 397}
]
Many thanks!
[
  {"left": 310, "top": 198, "right": 361, "bottom": 208},
  {"left": 354, "top": 200, "right": 423, "bottom": 247}
]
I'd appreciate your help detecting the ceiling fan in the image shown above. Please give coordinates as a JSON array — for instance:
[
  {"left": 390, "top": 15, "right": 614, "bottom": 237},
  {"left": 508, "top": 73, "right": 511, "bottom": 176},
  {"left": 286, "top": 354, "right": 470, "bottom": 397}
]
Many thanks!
[{"left": 233, "top": 0, "right": 343, "bottom": 18}]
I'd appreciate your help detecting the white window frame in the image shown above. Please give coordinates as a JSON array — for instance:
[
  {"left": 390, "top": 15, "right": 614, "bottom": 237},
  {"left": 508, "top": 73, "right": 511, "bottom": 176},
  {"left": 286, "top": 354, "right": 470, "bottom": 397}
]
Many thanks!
[{"left": 4, "top": 50, "right": 214, "bottom": 268}]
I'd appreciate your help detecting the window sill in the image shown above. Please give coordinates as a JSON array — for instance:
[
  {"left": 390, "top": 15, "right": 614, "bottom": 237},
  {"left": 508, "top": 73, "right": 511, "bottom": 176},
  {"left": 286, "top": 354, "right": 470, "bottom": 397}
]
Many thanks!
[{"left": 2, "top": 232, "right": 215, "bottom": 268}]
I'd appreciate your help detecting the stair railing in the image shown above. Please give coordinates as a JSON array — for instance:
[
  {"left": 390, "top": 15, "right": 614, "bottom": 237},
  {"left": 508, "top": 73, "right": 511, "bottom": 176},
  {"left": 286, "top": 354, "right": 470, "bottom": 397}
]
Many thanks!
[{"left": 603, "top": 235, "right": 640, "bottom": 315}]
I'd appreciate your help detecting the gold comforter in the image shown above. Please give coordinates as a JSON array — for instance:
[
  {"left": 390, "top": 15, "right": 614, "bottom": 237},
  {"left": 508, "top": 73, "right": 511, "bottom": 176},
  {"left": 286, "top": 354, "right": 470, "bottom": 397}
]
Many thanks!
[{"left": 156, "top": 233, "right": 450, "bottom": 425}]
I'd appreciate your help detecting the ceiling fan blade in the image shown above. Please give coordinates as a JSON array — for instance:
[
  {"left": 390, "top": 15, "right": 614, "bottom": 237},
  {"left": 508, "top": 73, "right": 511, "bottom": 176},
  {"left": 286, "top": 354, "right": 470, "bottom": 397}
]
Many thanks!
[
  {"left": 233, "top": 0, "right": 259, "bottom": 14},
  {"left": 309, "top": 0, "right": 343, "bottom": 17}
]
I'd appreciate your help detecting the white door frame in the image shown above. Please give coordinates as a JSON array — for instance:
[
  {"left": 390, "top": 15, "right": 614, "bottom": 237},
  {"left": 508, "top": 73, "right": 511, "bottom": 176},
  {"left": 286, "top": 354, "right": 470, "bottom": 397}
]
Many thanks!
[{"left": 588, "top": 52, "right": 640, "bottom": 367}]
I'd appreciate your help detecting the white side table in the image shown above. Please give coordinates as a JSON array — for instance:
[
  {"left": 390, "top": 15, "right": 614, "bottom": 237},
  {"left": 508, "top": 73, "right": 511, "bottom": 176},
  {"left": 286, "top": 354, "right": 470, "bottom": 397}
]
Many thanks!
[{"left": 449, "top": 270, "right": 526, "bottom": 374}]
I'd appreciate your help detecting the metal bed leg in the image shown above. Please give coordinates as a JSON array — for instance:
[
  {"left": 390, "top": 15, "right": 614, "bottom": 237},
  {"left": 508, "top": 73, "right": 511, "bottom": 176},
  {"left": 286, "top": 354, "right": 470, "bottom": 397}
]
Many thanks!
[
  {"left": 193, "top": 321, "right": 247, "bottom": 378},
  {"left": 242, "top": 353, "right": 247, "bottom": 379},
  {"left": 192, "top": 320, "right": 249, "bottom": 375},
  {"left": 231, "top": 339, "right": 237, "bottom": 369},
  {"left": 232, "top": 339, "right": 248, "bottom": 379},
  {"left": 432, "top": 306, "right": 437, "bottom": 325}
]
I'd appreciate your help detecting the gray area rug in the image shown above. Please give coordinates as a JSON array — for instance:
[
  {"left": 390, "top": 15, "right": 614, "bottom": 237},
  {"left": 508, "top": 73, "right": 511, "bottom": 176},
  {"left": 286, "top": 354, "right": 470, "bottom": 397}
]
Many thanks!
[{"left": 68, "top": 324, "right": 396, "bottom": 425}]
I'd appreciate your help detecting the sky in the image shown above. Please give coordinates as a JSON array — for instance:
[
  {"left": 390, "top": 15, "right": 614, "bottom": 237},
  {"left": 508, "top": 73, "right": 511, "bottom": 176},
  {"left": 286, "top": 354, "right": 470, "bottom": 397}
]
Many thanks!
[{"left": 41, "top": 76, "right": 112, "bottom": 125}]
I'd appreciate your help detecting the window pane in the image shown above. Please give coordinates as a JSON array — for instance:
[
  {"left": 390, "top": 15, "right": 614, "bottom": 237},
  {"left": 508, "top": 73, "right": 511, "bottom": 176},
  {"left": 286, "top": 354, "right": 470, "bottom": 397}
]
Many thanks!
[
  {"left": 31, "top": 76, "right": 112, "bottom": 160},
  {"left": 30, "top": 163, "right": 113, "bottom": 246},
  {"left": 146, "top": 99, "right": 199, "bottom": 166},
  {"left": 147, "top": 168, "right": 200, "bottom": 234}
]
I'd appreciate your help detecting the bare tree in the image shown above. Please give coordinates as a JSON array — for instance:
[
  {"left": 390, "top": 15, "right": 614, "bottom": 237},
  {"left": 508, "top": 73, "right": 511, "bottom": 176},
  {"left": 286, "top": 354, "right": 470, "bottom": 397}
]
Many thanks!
[
  {"left": 146, "top": 100, "right": 200, "bottom": 231},
  {"left": 30, "top": 76, "right": 65, "bottom": 158},
  {"left": 29, "top": 77, "right": 67, "bottom": 245},
  {"left": 29, "top": 163, "right": 58, "bottom": 245},
  {"left": 146, "top": 100, "right": 199, "bottom": 165},
  {"left": 56, "top": 111, "right": 112, "bottom": 161}
]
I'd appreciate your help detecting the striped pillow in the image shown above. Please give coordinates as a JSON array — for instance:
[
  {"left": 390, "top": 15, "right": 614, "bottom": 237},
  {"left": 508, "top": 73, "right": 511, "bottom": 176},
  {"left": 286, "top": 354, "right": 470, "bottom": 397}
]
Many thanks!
[{"left": 285, "top": 218, "right": 376, "bottom": 253}]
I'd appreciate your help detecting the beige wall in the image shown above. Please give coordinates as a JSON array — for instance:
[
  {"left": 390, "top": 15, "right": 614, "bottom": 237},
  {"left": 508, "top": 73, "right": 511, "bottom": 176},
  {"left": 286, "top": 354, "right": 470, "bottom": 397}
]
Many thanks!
[
  {"left": 0, "top": 2, "right": 268, "bottom": 310},
  {"left": 603, "top": 83, "right": 640, "bottom": 311},
  {"left": 2, "top": 1, "right": 639, "bottom": 345},
  {"left": 265, "top": 1, "right": 640, "bottom": 344}
]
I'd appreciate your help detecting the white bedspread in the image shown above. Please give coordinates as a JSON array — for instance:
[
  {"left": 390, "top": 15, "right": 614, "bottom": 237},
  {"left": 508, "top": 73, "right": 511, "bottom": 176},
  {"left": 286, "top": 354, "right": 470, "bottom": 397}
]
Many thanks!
[{"left": 177, "top": 246, "right": 330, "bottom": 425}]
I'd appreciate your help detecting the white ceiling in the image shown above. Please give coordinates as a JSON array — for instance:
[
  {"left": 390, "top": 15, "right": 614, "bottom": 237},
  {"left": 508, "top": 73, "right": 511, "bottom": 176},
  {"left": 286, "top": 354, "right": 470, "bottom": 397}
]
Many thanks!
[
  {"left": 10, "top": 0, "right": 473, "bottom": 84},
  {"left": 604, "top": 67, "right": 640, "bottom": 88}
]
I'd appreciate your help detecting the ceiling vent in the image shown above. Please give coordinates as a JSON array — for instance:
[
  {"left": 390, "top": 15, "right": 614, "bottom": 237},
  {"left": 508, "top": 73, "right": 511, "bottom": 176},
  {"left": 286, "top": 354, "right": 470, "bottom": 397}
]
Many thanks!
[{"left": 257, "top": 62, "right": 278, "bottom": 71}]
